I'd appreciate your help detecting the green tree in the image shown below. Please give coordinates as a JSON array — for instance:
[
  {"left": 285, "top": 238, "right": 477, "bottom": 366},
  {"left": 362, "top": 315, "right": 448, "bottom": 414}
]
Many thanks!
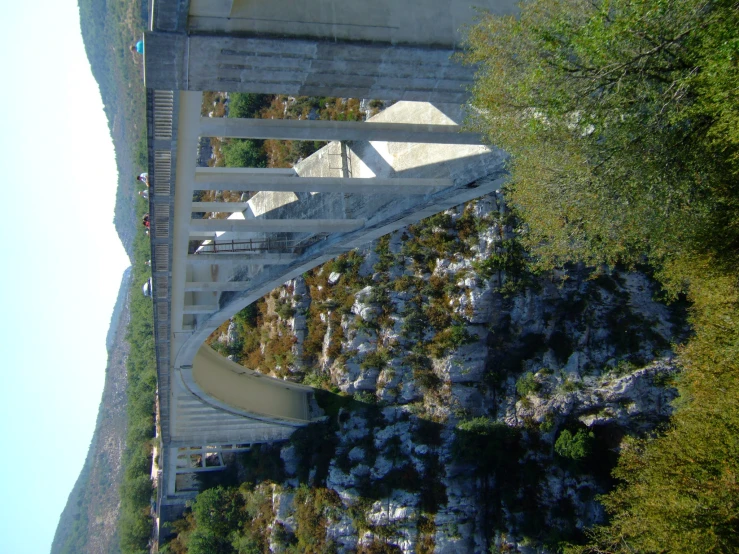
[
  {"left": 188, "top": 486, "right": 244, "bottom": 554},
  {"left": 229, "top": 93, "right": 271, "bottom": 119},
  {"left": 465, "top": 2, "right": 739, "bottom": 551},
  {"left": 463, "top": 0, "right": 739, "bottom": 280},
  {"left": 554, "top": 429, "right": 593, "bottom": 460},
  {"left": 566, "top": 260, "right": 739, "bottom": 554},
  {"left": 222, "top": 139, "right": 267, "bottom": 168}
]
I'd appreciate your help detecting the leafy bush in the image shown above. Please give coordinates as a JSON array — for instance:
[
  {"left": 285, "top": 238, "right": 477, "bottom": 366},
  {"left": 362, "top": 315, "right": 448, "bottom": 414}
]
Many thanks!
[
  {"left": 559, "top": 377, "right": 582, "bottom": 393},
  {"left": 228, "top": 92, "right": 271, "bottom": 118},
  {"left": 555, "top": 429, "right": 594, "bottom": 461},
  {"left": 119, "top": 222, "right": 158, "bottom": 553},
  {"left": 221, "top": 138, "right": 267, "bottom": 168},
  {"left": 539, "top": 413, "right": 556, "bottom": 433},
  {"left": 275, "top": 298, "right": 295, "bottom": 320},
  {"left": 360, "top": 349, "right": 390, "bottom": 371},
  {"left": 428, "top": 324, "right": 474, "bottom": 358},
  {"left": 516, "top": 372, "right": 540, "bottom": 397}
]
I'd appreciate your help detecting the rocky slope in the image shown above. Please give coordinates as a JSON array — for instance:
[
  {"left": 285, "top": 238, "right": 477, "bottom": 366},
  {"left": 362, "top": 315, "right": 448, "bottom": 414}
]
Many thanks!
[{"left": 196, "top": 192, "right": 687, "bottom": 552}]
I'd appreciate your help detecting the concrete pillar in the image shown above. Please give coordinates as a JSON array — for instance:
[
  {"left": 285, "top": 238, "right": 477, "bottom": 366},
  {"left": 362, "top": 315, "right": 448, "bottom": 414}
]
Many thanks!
[
  {"left": 199, "top": 117, "right": 482, "bottom": 144},
  {"left": 194, "top": 169, "right": 452, "bottom": 194},
  {"left": 190, "top": 218, "right": 365, "bottom": 233},
  {"left": 188, "top": 253, "right": 298, "bottom": 264}
]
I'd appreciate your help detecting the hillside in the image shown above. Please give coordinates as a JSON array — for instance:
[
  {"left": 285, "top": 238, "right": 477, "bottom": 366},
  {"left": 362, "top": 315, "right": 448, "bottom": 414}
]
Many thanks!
[
  {"left": 51, "top": 268, "right": 132, "bottom": 554},
  {"left": 77, "top": 0, "right": 148, "bottom": 259}
]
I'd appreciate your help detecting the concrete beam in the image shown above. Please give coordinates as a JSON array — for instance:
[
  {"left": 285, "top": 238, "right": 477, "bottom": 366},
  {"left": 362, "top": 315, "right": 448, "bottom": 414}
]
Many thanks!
[
  {"left": 144, "top": 33, "right": 474, "bottom": 103},
  {"left": 182, "top": 305, "right": 220, "bottom": 314},
  {"left": 188, "top": 233, "right": 219, "bottom": 241},
  {"left": 192, "top": 202, "right": 250, "bottom": 212},
  {"left": 184, "top": 282, "right": 253, "bottom": 292},
  {"left": 188, "top": 253, "right": 298, "bottom": 264},
  {"left": 195, "top": 167, "right": 297, "bottom": 177},
  {"left": 175, "top": 466, "right": 226, "bottom": 474},
  {"left": 190, "top": 218, "right": 365, "bottom": 233},
  {"left": 193, "top": 171, "right": 452, "bottom": 194},
  {"left": 199, "top": 117, "right": 482, "bottom": 144}
]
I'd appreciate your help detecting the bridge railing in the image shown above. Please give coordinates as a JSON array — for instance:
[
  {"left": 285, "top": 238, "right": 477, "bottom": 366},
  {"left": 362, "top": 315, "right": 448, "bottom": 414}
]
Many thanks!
[{"left": 146, "top": 88, "right": 178, "bottom": 446}]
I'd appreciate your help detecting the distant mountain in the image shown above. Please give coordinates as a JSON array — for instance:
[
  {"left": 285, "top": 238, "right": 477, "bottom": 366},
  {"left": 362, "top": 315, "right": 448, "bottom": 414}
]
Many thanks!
[
  {"left": 51, "top": 268, "right": 132, "bottom": 554},
  {"left": 54, "top": 0, "right": 150, "bottom": 550},
  {"left": 77, "top": 0, "right": 148, "bottom": 260},
  {"left": 107, "top": 267, "right": 132, "bottom": 351}
]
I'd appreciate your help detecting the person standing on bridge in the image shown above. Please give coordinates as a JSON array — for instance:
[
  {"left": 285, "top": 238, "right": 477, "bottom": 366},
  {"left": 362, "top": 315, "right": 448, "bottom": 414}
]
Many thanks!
[
  {"left": 130, "top": 40, "right": 144, "bottom": 55},
  {"left": 129, "top": 40, "right": 144, "bottom": 64}
]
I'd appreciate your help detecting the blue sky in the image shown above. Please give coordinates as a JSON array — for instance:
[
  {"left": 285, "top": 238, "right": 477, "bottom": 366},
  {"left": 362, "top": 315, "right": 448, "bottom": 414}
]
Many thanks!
[{"left": 0, "top": 2, "right": 130, "bottom": 552}]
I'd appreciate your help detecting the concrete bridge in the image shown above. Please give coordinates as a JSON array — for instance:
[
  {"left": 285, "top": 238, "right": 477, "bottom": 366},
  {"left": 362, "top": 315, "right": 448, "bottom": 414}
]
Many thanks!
[{"left": 143, "top": 0, "right": 515, "bottom": 531}]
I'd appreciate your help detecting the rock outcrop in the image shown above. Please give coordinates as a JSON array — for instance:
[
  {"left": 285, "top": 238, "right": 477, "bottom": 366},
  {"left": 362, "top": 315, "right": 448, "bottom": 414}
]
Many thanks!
[{"left": 204, "top": 192, "right": 686, "bottom": 553}]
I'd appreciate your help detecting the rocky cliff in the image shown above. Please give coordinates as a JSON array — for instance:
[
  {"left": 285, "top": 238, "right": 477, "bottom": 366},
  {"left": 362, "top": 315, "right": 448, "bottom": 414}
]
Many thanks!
[{"left": 191, "top": 192, "right": 686, "bottom": 552}]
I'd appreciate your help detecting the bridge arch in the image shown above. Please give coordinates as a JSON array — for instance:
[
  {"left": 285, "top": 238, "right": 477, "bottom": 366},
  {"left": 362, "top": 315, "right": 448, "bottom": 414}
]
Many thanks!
[
  {"left": 165, "top": 95, "right": 506, "bottom": 426},
  {"left": 144, "top": 0, "right": 519, "bottom": 522}
]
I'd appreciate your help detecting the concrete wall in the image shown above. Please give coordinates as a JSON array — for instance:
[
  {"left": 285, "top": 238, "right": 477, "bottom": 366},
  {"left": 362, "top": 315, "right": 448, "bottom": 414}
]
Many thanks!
[
  {"left": 188, "top": 0, "right": 518, "bottom": 47},
  {"left": 191, "top": 345, "right": 310, "bottom": 421},
  {"left": 145, "top": 0, "right": 520, "bottom": 101},
  {"left": 145, "top": 33, "right": 473, "bottom": 102}
]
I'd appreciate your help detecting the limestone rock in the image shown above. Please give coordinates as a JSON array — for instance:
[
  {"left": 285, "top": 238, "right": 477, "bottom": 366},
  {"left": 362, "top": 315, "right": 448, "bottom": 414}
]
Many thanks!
[{"left": 352, "top": 286, "right": 381, "bottom": 321}]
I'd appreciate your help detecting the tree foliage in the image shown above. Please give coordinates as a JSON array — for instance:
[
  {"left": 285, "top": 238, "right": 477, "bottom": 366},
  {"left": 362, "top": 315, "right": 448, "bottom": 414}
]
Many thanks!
[
  {"left": 228, "top": 93, "right": 272, "bottom": 119},
  {"left": 222, "top": 139, "right": 267, "bottom": 168},
  {"left": 554, "top": 429, "right": 594, "bottom": 460},
  {"left": 119, "top": 199, "right": 157, "bottom": 554},
  {"left": 464, "top": 0, "right": 739, "bottom": 278},
  {"left": 465, "top": 1, "right": 739, "bottom": 551},
  {"left": 566, "top": 260, "right": 739, "bottom": 554}
]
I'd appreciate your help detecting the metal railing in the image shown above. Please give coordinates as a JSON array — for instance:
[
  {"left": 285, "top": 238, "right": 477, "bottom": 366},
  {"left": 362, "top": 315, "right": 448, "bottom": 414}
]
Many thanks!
[{"left": 192, "top": 233, "right": 329, "bottom": 255}]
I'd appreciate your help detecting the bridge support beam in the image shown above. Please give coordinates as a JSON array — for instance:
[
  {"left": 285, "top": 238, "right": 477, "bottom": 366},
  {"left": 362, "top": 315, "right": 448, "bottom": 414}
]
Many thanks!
[
  {"left": 188, "top": 233, "right": 218, "bottom": 241},
  {"left": 182, "top": 305, "right": 220, "bottom": 315},
  {"left": 184, "top": 282, "right": 252, "bottom": 292},
  {"left": 190, "top": 218, "right": 366, "bottom": 234},
  {"left": 171, "top": 91, "right": 203, "bottom": 351},
  {"left": 175, "top": 465, "right": 225, "bottom": 474},
  {"left": 194, "top": 170, "right": 451, "bottom": 195},
  {"left": 192, "top": 202, "right": 250, "bottom": 212},
  {"left": 188, "top": 253, "right": 298, "bottom": 264},
  {"left": 199, "top": 117, "right": 481, "bottom": 144},
  {"left": 196, "top": 167, "right": 296, "bottom": 178}
]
